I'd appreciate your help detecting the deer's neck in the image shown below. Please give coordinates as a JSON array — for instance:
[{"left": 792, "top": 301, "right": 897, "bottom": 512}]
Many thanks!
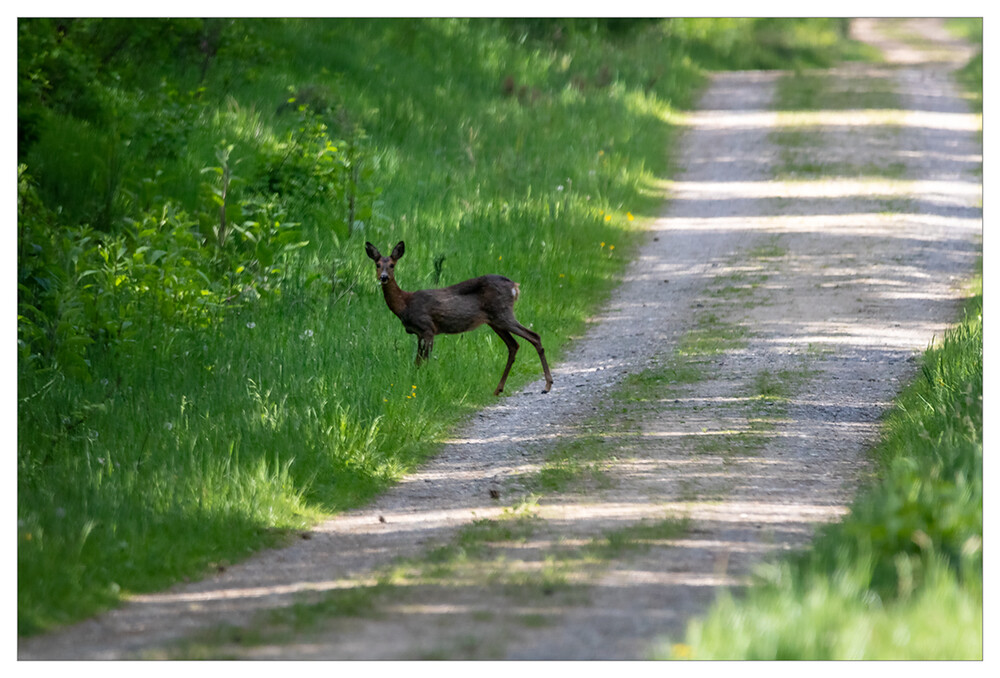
[{"left": 381, "top": 278, "right": 412, "bottom": 316}]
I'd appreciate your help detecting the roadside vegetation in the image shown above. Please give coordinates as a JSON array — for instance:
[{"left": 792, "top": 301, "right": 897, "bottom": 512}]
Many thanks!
[
  {"left": 17, "top": 18, "right": 869, "bottom": 635},
  {"left": 665, "top": 24, "right": 983, "bottom": 659},
  {"left": 667, "top": 279, "right": 982, "bottom": 659},
  {"left": 947, "top": 18, "right": 982, "bottom": 114}
]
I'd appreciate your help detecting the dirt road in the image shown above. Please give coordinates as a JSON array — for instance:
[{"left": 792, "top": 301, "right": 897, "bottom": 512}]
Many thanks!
[{"left": 19, "top": 19, "right": 981, "bottom": 660}]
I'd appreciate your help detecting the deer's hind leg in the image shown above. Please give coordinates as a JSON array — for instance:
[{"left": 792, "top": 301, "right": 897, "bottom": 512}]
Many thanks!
[
  {"left": 490, "top": 326, "right": 520, "bottom": 396},
  {"left": 507, "top": 322, "right": 553, "bottom": 393}
]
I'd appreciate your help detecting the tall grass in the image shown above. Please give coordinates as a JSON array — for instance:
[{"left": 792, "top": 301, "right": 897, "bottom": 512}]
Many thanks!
[
  {"left": 665, "top": 281, "right": 983, "bottom": 660},
  {"left": 18, "top": 18, "right": 864, "bottom": 635}
]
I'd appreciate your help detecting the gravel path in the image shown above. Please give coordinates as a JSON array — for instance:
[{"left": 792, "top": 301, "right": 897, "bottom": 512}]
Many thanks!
[{"left": 18, "top": 19, "right": 981, "bottom": 660}]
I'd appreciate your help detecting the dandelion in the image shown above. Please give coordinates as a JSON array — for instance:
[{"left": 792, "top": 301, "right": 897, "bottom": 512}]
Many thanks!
[
  {"left": 559, "top": 273, "right": 565, "bottom": 278},
  {"left": 609, "top": 245, "right": 615, "bottom": 251},
  {"left": 604, "top": 215, "right": 612, "bottom": 222},
  {"left": 499, "top": 255, "right": 502, "bottom": 261},
  {"left": 600, "top": 242, "right": 606, "bottom": 248},
  {"left": 672, "top": 644, "right": 693, "bottom": 659},
  {"left": 627, "top": 212, "right": 634, "bottom": 221}
]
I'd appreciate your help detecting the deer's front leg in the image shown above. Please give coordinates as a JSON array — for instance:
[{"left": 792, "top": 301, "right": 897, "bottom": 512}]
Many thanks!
[{"left": 416, "top": 334, "right": 434, "bottom": 365}]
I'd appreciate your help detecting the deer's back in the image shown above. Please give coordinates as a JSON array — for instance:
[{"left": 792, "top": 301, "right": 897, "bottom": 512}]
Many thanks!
[{"left": 403, "top": 275, "right": 517, "bottom": 335}]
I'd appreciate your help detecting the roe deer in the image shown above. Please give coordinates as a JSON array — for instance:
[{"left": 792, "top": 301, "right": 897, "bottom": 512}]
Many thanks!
[{"left": 365, "top": 241, "right": 553, "bottom": 395}]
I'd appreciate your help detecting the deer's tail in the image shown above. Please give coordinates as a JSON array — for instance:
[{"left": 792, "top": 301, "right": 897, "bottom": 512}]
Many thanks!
[{"left": 512, "top": 282, "right": 520, "bottom": 302}]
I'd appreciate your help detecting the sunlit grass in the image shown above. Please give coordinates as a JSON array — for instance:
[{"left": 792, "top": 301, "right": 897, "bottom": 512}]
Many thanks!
[{"left": 18, "top": 18, "right": 867, "bottom": 635}]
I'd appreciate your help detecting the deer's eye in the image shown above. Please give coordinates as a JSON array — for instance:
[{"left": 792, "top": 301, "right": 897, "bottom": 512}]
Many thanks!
[{"left": 389, "top": 263, "right": 395, "bottom": 269}]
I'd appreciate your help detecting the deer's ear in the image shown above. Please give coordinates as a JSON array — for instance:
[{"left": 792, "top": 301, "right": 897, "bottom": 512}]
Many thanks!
[
  {"left": 365, "top": 242, "right": 381, "bottom": 261},
  {"left": 391, "top": 241, "right": 405, "bottom": 261}
]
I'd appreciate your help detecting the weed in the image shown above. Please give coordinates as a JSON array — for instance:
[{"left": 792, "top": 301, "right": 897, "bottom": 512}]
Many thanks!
[
  {"left": 586, "top": 517, "right": 690, "bottom": 559},
  {"left": 678, "top": 312, "right": 750, "bottom": 356},
  {"left": 618, "top": 357, "right": 706, "bottom": 402},
  {"left": 530, "top": 437, "right": 616, "bottom": 493}
]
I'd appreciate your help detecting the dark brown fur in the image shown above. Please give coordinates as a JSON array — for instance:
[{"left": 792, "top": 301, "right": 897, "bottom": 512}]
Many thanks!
[{"left": 365, "top": 241, "right": 553, "bottom": 395}]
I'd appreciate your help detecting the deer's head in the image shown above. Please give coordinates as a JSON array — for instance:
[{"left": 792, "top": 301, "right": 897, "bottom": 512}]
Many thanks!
[{"left": 365, "top": 241, "right": 405, "bottom": 285}]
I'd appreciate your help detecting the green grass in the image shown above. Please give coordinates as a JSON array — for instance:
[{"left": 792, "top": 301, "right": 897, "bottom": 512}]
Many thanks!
[
  {"left": 775, "top": 71, "right": 899, "bottom": 112},
  {"left": 678, "top": 312, "right": 750, "bottom": 356},
  {"left": 947, "top": 19, "right": 983, "bottom": 114},
  {"left": 771, "top": 70, "right": 904, "bottom": 181},
  {"left": 585, "top": 517, "right": 689, "bottom": 560},
  {"left": 528, "top": 436, "right": 617, "bottom": 493},
  {"left": 17, "top": 18, "right": 868, "bottom": 635},
  {"left": 618, "top": 357, "right": 706, "bottom": 402},
  {"left": 664, "top": 279, "right": 982, "bottom": 660},
  {"left": 170, "top": 506, "right": 691, "bottom": 657}
]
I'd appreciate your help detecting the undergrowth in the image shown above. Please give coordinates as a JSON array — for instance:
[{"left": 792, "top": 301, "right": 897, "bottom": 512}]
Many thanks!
[{"left": 17, "top": 18, "right": 866, "bottom": 635}]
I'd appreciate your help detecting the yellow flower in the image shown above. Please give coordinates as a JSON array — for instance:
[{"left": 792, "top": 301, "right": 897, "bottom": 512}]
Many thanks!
[
  {"left": 609, "top": 245, "right": 615, "bottom": 251},
  {"left": 605, "top": 215, "right": 612, "bottom": 222},
  {"left": 499, "top": 255, "right": 503, "bottom": 261},
  {"left": 672, "top": 643, "right": 693, "bottom": 659},
  {"left": 559, "top": 273, "right": 565, "bottom": 278},
  {"left": 600, "top": 242, "right": 605, "bottom": 248},
  {"left": 627, "top": 212, "right": 634, "bottom": 221}
]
